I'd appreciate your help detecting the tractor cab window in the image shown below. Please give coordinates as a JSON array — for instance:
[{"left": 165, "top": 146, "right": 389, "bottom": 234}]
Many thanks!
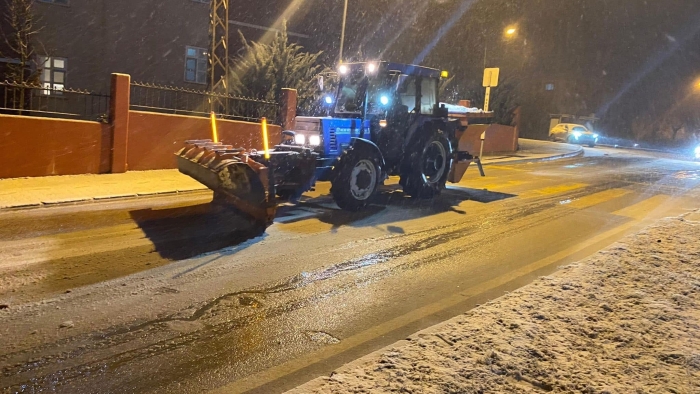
[
  {"left": 397, "top": 75, "right": 417, "bottom": 112},
  {"left": 420, "top": 78, "right": 438, "bottom": 114},
  {"left": 335, "top": 71, "right": 368, "bottom": 114}
]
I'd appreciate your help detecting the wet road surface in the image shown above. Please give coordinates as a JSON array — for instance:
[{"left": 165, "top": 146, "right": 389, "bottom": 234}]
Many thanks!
[{"left": 1, "top": 147, "right": 700, "bottom": 393}]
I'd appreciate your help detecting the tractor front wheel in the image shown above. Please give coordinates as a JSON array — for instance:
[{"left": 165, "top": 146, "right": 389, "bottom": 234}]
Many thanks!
[{"left": 330, "top": 149, "right": 381, "bottom": 211}]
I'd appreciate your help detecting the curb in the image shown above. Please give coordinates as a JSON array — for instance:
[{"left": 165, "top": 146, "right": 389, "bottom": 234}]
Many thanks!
[
  {"left": 0, "top": 147, "right": 584, "bottom": 212},
  {"left": 0, "top": 188, "right": 209, "bottom": 212},
  {"left": 481, "top": 146, "right": 584, "bottom": 167}
]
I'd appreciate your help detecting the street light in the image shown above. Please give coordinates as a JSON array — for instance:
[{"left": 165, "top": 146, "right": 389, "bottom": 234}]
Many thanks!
[{"left": 484, "top": 25, "right": 518, "bottom": 68}]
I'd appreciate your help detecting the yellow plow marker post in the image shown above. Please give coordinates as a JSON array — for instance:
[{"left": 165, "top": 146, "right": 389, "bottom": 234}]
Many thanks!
[
  {"left": 210, "top": 111, "right": 219, "bottom": 143},
  {"left": 261, "top": 117, "right": 270, "bottom": 160}
]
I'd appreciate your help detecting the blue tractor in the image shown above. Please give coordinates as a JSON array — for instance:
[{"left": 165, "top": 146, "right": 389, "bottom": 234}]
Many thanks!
[
  {"left": 176, "top": 62, "right": 475, "bottom": 225},
  {"left": 277, "top": 61, "right": 473, "bottom": 210}
]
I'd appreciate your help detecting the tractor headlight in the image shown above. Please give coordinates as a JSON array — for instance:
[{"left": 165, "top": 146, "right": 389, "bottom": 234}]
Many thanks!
[
  {"left": 324, "top": 96, "right": 333, "bottom": 105},
  {"left": 309, "top": 135, "right": 321, "bottom": 146},
  {"left": 295, "top": 134, "right": 306, "bottom": 145},
  {"left": 338, "top": 64, "right": 348, "bottom": 75},
  {"left": 572, "top": 131, "right": 582, "bottom": 138},
  {"left": 380, "top": 95, "right": 389, "bottom": 106}
]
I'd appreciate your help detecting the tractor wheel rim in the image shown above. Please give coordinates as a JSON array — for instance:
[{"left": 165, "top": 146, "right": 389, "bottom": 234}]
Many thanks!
[
  {"left": 421, "top": 141, "right": 447, "bottom": 184},
  {"left": 350, "top": 159, "right": 377, "bottom": 200}
]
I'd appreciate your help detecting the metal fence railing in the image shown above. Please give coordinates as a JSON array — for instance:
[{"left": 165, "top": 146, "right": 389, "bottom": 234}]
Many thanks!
[
  {"left": 0, "top": 81, "right": 110, "bottom": 122},
  {"left": 129, "top": 82, "right": 279, "bottom": 123}
]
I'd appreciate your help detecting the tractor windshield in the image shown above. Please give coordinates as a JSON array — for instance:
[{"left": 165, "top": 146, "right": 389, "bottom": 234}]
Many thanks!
[
  {"left": 335, "top": 71, "right": 368, "bottom": 114},
  {"left": 335, "top": 70, "right": 398, "bottom": 116}
]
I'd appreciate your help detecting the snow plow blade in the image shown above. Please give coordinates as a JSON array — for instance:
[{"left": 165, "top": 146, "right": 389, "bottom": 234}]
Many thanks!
[{"left": 176, "top": 140, "right": 276, "bottom": 226}]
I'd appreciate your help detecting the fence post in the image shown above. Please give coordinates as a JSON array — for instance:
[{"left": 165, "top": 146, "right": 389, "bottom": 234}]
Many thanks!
[
  {"left": 279, "top": 88, "right": 297, "bottom": 130},
  {"left": 110, "top": 73, "right": 131, "bottom": 173}
]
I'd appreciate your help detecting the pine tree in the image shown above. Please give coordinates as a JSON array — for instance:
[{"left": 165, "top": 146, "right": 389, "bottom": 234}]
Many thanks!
[{"left": 229, "top": 22, "right": 326, "bottom": 115}]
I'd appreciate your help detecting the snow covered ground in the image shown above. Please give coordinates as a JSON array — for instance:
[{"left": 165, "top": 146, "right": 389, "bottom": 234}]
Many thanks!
[{"left": 288, "top": 211, "right": 700, "bottom": 393}]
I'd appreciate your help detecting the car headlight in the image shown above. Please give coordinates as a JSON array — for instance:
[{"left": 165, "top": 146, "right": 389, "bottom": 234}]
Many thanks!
[
  {"left": 295, "top": 134, "right": 306, "bottom": 145},
  {"left": 309, "top": 135, "right": 321, "bottom": 146},
  {"left": 572, "top": 131, "right": 582, "bottom": 138},
  {"left": 695, "top": 146, "right": 700, "bottom": 158},
  {"left": 593, "top": 134, "right": 599, "bottom": 138}
]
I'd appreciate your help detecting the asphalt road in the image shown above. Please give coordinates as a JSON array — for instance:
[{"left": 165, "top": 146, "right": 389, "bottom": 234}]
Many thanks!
[{"left": 1, "top": 147, "right": 700, "bottom": 394}]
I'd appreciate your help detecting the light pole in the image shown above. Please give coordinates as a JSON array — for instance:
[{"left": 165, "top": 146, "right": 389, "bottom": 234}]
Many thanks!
[{"left": 339, "top": 0, "right": 349, "bottom": 64}]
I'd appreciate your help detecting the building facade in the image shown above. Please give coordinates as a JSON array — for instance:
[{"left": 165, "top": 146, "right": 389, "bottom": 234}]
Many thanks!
[{"left": 0, "top": 0, "right": 312, "bottom": 95}]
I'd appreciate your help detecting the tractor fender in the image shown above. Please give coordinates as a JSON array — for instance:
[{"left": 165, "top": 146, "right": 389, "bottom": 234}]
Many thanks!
[
  {"left": 350, "top": 138, "right": 386, "bottom": 167},
  {"left": 348, "top": 137, "right": 387, "bottom": 179}
]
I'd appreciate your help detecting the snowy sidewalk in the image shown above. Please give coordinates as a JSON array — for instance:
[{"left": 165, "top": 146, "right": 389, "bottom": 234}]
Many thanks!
[
  {"left": 0, "top": 170, "right": 207, "bottom": 209},
  {"left": 0, "top": 139, "right": 580, "bottom": 211},
  {"left": 288, "top": 211, "right": 700, "bottom": 393}
]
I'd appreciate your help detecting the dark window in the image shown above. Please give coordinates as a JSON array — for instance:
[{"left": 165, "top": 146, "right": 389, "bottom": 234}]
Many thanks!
[
  {"left": 184, "top": 46, "right": 207, "bottom": 84},
  {"left": 37, "top": 0, "right": 69, "bottom": 5}
]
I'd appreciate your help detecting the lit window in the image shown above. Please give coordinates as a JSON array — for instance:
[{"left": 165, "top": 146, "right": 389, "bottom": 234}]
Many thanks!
[
  {"left": 545, "top": 83, "right": 555, "bottom": 91},
  {"left": 38, "top": 56, "right": 67, "bottom": 95},
  {"left": 185, "top": 46, "right": 207, "bottom": 84}
]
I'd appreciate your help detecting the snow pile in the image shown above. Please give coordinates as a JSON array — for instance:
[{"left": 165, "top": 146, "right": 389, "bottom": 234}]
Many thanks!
[
  {"left": 440, "top": 102, "right": 485, "bottom": 114},
  {"left": 288, "top": 213, "right": 700, "bottom": 393}
]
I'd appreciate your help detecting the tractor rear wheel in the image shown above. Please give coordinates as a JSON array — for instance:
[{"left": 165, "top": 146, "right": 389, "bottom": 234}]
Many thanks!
[
  {"left": 400, "top": 129, "right": 452, "bottom": 199},
  {"left": 330, "top": 149, "right": 380, "bottom": 211}
]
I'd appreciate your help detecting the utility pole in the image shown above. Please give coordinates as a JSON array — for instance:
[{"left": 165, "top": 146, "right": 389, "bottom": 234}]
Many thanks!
[{"left": 339, "top": 0, "right": 348, "bottom": 64}]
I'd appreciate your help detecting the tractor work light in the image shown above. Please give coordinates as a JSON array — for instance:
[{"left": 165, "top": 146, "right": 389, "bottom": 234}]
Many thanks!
[
  {"left": 338, "top": 64, "right": 348, "bottom": 75},
  {"left": 309, "top": 135, "right": 321, "bottom": 146},
  {"left": 295, "top": 134, "right": 306, "bottom": 145},
  {"left": 441, "top": 70, "right": 449, "bottom": 78},
  {"left": 324, "top": 95, "right": 333, "bottom": 104},
  {"left": 380, "top": 95, "right": 389, "bottom": 105},
  {"left": 366, "top": 63, "right": 377, "bottom": 74}
]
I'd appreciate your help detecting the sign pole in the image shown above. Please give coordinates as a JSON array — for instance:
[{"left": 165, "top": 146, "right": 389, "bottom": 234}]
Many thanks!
[{"left": 484, "top": 86, "right": 491, "bottom": 113}]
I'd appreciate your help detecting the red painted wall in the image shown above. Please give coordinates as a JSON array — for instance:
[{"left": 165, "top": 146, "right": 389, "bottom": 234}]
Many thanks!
[
  {"left": 127, "top": 111, "right": 282, "bottom": 171},
  {"left": 0, "top": 115, "right": 111, "bottom": 178}
]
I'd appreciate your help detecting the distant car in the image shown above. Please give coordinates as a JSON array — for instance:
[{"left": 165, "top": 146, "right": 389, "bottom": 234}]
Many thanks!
[{"left": 549, "top": 123, "right": 599, "bottom": 147}]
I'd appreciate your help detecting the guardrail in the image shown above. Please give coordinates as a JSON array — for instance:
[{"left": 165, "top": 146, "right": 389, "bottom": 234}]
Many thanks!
[
  {"left": 129, "top": 82, "right": 279, "bottom": 123},
  {"left": 0, "top": 80, "right": 110, "bottom": 122}
]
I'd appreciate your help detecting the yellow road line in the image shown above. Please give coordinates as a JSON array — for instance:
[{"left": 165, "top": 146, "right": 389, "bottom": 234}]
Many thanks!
[
  {"left": 567, "top": 188, "right": 632, "bottom": 209},
  {"left": 612, "top": 194, "right": 670, "bottom": 218},
  {"left": 526, "top": 182, "right": 588, "bottom": 196}
]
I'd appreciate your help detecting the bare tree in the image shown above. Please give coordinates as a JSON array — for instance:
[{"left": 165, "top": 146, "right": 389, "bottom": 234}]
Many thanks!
[{"left": 2, "top": 0, "right": 42, "bottom": 109}]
